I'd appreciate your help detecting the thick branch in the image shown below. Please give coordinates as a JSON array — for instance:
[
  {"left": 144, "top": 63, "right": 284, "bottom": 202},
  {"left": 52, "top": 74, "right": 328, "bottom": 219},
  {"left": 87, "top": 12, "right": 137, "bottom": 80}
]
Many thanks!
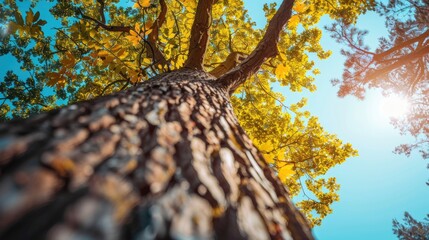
[
  {"left": 216, "top": 0, "right": 295, "bottom": 95},
  {"left": 367, "top": 45, "right": 429, "bottom": 80},
  {"left": 373, "top": 30, "right": 429, "bottom": 61},
  {"left": 147, "top": 0, "right": 167, "bottom": 44},
  {"left": 146, "top": 0, "right": 168, "bottom": 66},
  {"left": 184, "top": 0, "right": 216, "bottom": 70},
  {"left": 209, "top": 52, "right": 247, "bottom": 77}
]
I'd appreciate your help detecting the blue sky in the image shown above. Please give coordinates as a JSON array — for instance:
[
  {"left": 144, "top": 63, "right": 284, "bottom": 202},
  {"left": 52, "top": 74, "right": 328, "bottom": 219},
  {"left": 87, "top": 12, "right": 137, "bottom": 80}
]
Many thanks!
[
  {"left": 243, "top": 1, "right": 429, "bottom": 239},
  {"left": 1, "top": 1, "right": 428, "bottom": 239}
]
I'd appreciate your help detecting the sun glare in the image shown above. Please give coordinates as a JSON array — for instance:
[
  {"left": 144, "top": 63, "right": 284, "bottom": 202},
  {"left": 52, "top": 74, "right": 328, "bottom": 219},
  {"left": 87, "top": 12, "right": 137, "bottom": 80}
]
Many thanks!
[{"left": 379, "top": 94, "right": 410, "bottom": 119}]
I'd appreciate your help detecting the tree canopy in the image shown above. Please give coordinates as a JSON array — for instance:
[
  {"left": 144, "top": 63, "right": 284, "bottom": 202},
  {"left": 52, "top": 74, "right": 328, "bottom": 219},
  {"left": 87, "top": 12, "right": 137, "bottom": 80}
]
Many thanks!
[
  {"left": 0, "top": 0, "right": 374, "bottom": 226},
  {"left": 328, "top": 0, "right": 429, "bottom": 160},
  {"left": 393, "top": 212, "right": 429, "bottom": 240}
]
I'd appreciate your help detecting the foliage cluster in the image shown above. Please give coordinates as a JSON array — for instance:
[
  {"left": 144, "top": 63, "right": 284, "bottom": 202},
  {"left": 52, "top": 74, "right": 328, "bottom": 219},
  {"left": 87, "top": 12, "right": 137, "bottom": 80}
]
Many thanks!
[{"left": 393, "top": 212, "right": 429, "bottom": 240}]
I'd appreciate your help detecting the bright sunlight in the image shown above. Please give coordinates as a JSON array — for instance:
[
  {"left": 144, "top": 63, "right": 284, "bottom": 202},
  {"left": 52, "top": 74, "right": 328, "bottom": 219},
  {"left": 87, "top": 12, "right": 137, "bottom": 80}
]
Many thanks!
[{"left": 379, "top": 94, "right": 410, "bottom": 118}]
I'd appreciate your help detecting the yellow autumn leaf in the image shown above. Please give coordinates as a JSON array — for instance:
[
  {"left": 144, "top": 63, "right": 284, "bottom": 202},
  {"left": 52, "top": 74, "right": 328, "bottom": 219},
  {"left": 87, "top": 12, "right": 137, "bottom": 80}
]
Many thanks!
[
  {"left": 279, "top": 51, "right": 287, "bottom": 61},
  {"left": 257, "top": 141, "right": 272, "bottom": 152},
  {"left": 130, "top": 73, "right": 140, "bottom": 83},
  {"left": 89, "top": 30, "right": 97, "bottom": 38},
  {"left": 143, "top": 58, "right": 152, "bottom": 65},
  {"left": 111, "top": 44, "right": 122, "bottom": 52},
  {"left": 257, "top": 141, "right": 277, "bottom": 164},
  {"left": 117, "top": 48, "right": 128, "bottom": 59},
  {"left": 134, "top": 22, "right": 140, "bottom": 33},
  {"left": 265, "top": 153, "right": 275, "bottom": 164},
  {"left": 278, "top": 165, "right": 294, "bottom": 180},
  {"left": 275, "top": 64, "right": 290, "bottom": 79},
  {"left": 141, "top": 0, "right": 151, "bottom": 7},
  {"left": 288, "top": 15, "right": 300, "bottom": 29},
  {"left": 104, "top": 55, "right": 115, "bottom": 64},
  {"left": 293, "top": 2, "right": 306, "bottom": 13},
  {"left": 166, "top": 18, "right": 175, "bottom": 29},
  {"left": 168, "top": 30, "right": 175, "bottom": 38},
  {"left": 186, "top": 13, "right": 194, "bottom": 19},
  {"left": 133, "top": 0, "right": 150, "bottom": 8},
  {"left": 126, "top": 34, "right": 141, "bottom": 47},
  {"left": 175, "top": 55, "right": 186, "bottom": 68},
  {"left": 98, "top": 50, "right": 110, "bottom": 57},
  {"left": 144, "top": 28, "right": 153, "bottom": 35}
]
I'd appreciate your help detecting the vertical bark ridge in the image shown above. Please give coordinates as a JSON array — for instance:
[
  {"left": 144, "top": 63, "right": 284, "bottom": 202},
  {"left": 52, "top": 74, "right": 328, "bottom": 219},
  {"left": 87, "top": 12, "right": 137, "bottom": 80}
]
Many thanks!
[{"left": 0, "top": 69, "right": 313, "bottom": 240}]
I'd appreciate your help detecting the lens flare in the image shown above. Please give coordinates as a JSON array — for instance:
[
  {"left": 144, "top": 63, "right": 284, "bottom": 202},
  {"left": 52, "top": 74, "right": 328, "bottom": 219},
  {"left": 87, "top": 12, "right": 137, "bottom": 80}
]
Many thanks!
[{"left": 379, "top": 94, "right": 410, "bottom": 118}]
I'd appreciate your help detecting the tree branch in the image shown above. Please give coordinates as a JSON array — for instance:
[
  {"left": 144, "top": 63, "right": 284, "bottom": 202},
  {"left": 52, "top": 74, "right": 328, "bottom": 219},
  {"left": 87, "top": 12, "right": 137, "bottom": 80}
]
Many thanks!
[
  {"left": 216, "top": 0, "right": 295, "bottom": 95},
  {"left": 96, "top": 0, "right": 106, "bottom": 24},
  {"left": 367, "top": 45, "right": 429, "bottom": 80},
  {"left": 373, "top": 30, "right": 429, "bottom": 61},
  {"left": 147, "top": 0, "right": 167, "bottom": 44},
  {"left": 100, "top": 79, "right": 129, "bottom": 96},
  {"left": 78, "top": 9, "right": 131, "bottom": 33},
  {"left": 184, "top": 0, "right": 216, "bottom": 70},
  {"left": 340, "top": 25, "right": 375, "bottom": 56},
  {"left": 209, "top": 52, "right": 247, "bottom": 77},
  {"left": 78, "top": 3, "right": 168, "bottom": 69},
  {"left": 146, "top": 0, "right": 168, "bottom": 67}
]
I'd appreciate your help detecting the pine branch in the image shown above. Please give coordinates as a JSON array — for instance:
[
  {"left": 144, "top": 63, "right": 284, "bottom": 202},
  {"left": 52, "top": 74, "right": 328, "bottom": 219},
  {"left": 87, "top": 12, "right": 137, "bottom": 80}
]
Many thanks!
[
  {"left": 367, "top": 45, "right": 429, "bottom": 80},
  {"left": 373, "top": 29, "right": 429, "bottom": 61},
  {"left": 216, "top": 0, "right": 295, "bottom": 95}
]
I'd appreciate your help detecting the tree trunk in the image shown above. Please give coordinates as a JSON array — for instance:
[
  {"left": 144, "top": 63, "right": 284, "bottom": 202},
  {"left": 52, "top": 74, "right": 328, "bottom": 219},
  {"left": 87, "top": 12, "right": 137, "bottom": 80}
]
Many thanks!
[{"left": 0, "top": 69, "right": 313, "bottom": 240}]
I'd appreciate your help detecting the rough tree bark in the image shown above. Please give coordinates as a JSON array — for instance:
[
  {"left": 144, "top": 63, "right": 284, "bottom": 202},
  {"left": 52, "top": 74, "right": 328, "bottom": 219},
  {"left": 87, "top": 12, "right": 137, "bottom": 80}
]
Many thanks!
[
  {"left": 0, "top": 0, "right": 315, "bottom": 239},
  {"left": 0, "top": 69, "right": 313, "bottom": 239}
]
